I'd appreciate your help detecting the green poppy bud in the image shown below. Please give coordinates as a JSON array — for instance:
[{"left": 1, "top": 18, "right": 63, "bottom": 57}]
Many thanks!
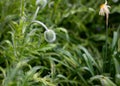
[
  {"left": 44, "top": 30, "right": 56, "bottom": 42},
  {"left": 36, "top": 0, "right": 47, "bottom": 8}
]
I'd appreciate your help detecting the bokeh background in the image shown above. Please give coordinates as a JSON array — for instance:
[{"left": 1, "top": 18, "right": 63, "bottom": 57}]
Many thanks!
[{"left": 0, "top": 0, "right": 120, "bottom": 86}]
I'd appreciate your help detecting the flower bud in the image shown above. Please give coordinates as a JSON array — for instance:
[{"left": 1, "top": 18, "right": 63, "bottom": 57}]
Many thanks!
[
  {"left": 112, "top": 0, "right": 118, "bottom": 3},
  {"left": 44, "top": 30, "right": 56, "bottom": 42},
  {"left": 36, "top": 0, "right": 47, "bottom": 8}
]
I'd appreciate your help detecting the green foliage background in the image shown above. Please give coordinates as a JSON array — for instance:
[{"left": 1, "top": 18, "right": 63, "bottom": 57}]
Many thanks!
[{"left": 0, "top": 0, "right": 120, "bottom": 86}]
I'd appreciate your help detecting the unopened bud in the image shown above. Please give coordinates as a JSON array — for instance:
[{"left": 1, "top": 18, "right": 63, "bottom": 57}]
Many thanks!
[
  {"left": 44, "top": 30, "right": 56, "bottom": 42},
  {"left": 36, "top": 0, "right": 47, "bottom": 8}
]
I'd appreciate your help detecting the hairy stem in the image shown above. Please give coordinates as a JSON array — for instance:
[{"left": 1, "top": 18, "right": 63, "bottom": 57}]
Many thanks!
[
  {"left": 31, "top": 20, "right": 49, "bottom": 31},
  {"left": 105, "top": 13, "right": 108, "bottom": 59},
  {"left": 32, "top": 6, "right": 40, "bottom": 21}
]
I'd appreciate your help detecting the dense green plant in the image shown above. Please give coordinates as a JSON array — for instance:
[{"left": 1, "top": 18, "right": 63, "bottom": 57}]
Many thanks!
[{"left": 0, "top": 0, "right": 120, "bottom": 86}]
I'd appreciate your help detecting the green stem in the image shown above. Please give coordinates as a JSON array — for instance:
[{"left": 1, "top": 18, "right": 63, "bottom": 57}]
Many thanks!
[
  {"left": 104, "top": 14, "right": 109, "bottom": 72},
  {"left": 105, "top": 14, "right": 108, "bottom": 59},
  {"left": 31, "top": 20, "right": 48, "bottom": 31},
  {"left": 20, "top": 0, "right": 24, "bottom": 17},
  {"left": 32, "top": 6, "right": 40, "bottom": 21}
]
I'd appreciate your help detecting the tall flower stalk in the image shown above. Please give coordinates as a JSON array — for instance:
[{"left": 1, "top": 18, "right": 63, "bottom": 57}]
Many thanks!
[
  {"left": 32, "top": 6, "right": 40, "bottom": 21},
  {"left": 99, "top": 0, "right": 111, "bottom": 72},
  {"left": 32, "top": 0, "right": 47, "bottom": 21}
]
